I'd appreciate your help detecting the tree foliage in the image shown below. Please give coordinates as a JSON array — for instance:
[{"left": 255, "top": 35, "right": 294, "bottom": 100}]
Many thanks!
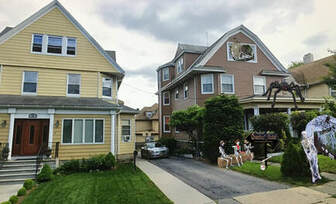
[
  {"left": 288, "top": 61, "right": 304, "bottom": 69},
  {"left": 321, "top": 98, "right": 336, "bottom": 118},
  {"left": 290, "top": 111, "right": 318, "bottom": 137},
  {"left": 250, "top": 113, "right": 289, "bottom": 139},
  {"left": 323, "top": 54, "right": 336, "bottom": 89},
  {"left": 202, "top": 95, "right": 244, "bottom": 163}
]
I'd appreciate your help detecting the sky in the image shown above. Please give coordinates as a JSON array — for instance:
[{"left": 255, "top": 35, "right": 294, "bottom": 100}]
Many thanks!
[{"left": 0, "top": 0, "right": 335, "bottom": 109}]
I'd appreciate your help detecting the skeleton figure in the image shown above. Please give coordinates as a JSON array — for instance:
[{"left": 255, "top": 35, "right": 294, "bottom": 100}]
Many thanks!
[
  {"left": 244, "top": 140, "right": 254, "bottom": 161},
  {"left": 301, "top": 131, "right": 321, "bottom": 183},
  {"left": 219, "top": 140, "right": 232, "bottom": 168},
  {"left": 263, "top": 80, "right": 305, "bottom": 109},
  {"left": 232, "top": 140, "right": 243, "bottom": 166}
]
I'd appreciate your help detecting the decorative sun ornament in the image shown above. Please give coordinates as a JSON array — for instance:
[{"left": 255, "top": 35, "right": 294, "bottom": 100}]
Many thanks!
[{"left": 229, "top": 39, "right": 255, "bottom": 62}]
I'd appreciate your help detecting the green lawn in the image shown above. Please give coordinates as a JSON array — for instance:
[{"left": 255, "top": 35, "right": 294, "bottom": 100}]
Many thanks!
[
  {"left": 268, "top": 154, "right": 336, "bottom": 174},
  {"left": 231, "top": 161, "right": 328, "bottom": 186},
  {"left": 22, "top": 164, "right": 172, "bottom": 204}
]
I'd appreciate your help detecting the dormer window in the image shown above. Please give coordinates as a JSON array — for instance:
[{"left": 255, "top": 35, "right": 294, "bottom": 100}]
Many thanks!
[
  {"left": 32, "top": 34, "right": 43, "bottom": 53},
  {"left": 31, "top": 34, "right": 76, "bottom": 56},
  {"left": 176, "top": 57, "right": 183, "bottom": 73},
  {"left": 162, "top": 68, "right": 169, "bottom": 81}
]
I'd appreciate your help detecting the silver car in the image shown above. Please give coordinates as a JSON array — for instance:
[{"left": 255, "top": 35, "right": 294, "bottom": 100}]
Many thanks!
[{"left": 141, "top": 142, "right": 169, "bottom": 159}]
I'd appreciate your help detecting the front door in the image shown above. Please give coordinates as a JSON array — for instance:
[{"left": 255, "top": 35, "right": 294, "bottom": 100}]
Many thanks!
[{"left": 12, "top": 119, "right": 49, "bottom": 156}]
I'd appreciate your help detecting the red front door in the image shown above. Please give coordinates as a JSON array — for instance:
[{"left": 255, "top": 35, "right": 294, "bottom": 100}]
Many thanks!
[{"left": 12, "top": 119, "right": 49, "bottom": 156}]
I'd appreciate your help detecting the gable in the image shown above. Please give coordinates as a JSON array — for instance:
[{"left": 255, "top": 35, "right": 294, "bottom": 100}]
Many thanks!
[{"left": 0, "top": 2, "right": 123, "bottom": 74}]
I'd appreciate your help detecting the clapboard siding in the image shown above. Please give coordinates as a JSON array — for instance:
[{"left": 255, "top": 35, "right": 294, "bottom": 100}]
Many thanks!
[
  {"left": 0, "top": 114, "right": 9, "bottom": 143},
  {"left": 118, "top": 114, "right": 135, "bottom": 155}
]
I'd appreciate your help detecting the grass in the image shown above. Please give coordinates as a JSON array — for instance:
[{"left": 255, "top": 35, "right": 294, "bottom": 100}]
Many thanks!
[
  {"left": 268, "top": 154, "right": 336, "bottom": 174},
  {"left": 22, "top": 163, "right": 172, "bottom": 204},
  {"left": 231, "top": 161, "right": 328, "bottom": 186}
]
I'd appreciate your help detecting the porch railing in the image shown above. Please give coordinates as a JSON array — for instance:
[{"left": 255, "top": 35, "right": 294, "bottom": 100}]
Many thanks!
[{"left": 35, "top": 142, "right": 60, "bottom": 176}]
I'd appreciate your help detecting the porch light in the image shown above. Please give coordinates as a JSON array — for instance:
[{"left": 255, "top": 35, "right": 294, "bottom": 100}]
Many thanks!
[
  {"left": 1, "top": 120, "right": 6, "bottom": 128},
  {"left": 55, "top": 120, "right": 60, "bottom": 128}
]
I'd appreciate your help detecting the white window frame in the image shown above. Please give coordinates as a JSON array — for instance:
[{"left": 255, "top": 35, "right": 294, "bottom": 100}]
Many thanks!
[
  {"left": 30, "top": 34, "right": 76, "bottom": 57},
  {"left": 162, "top": 68, "right": 169, "bottom": 81},
  {"left": 201, "top": 74, "right": 214, "bottom": 94},
  {"left": 121, "top": 119, "right": 132, "bottom": 143},
  {"left": 184, "top": 83, "right": 189, "bottom": 99},
  {"left": 175, "top": 88, "right": 179, "bottom": 99},
  {"left": 61, "top": 118, "right": 105, "bottom": 145},
  {"left": 102, "top": 77, "right": 113, "bottom": 99},
  {"left": 21, "top": 71, "right": 38, "bottom": 95},
  {"left": 163, "top": 115, "right": 171, "bottom": 133},
  {"left": 163, "top": 91, "right": 170, "bottom": 105},
  {"left": 253, "top": 76, "right": 266, "bottom": 95},
  {"left": 227, "top": 42, "right": 257, "bottom": 63},
  {"left": 330, "top": 88, "right": 336, "bottom": 98},
  {"left": 220, "top": 74, "right": 235, "bottom": 94},
  {"left": 67, "top": 74, "right": 81, "bottom": 97},
  {"left": 176, "top": 57, "right": 184, "bottom": 74}
]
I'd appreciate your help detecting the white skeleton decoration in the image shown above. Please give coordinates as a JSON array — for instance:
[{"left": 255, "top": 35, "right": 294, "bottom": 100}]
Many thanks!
[
  {"left": 244, "top": 140, "right": 254, "bottom": 161},
  {"left": 219, "top": 140, "right": 232, "bottom": 168},
  {"left": 303, "top": 115, "right": 336, "bottom": 183},
  {"left": 232, "top": 140, "right": 243, "bottom": 166}
]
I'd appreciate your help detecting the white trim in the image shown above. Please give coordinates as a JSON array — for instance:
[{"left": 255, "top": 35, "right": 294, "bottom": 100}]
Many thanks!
[
  {"left": 48, "top": 109, "right": 55, "bottom": 149},
  {"left": 176, "top": 57, "right": 184, "bottom": 74},
  {"left": 66, "top": 73, "right": 81, "bottom": 97},
  {"left": 21, "top": 71, "right": 38, "bottom": 95},
  {"left": 196, "top": 25, "right": 287, "bottom": 73},
  {"left": 0, "top": 1, "right": 125, "bottom": 74},
  {"left": 175, "top": 88, "right": 179, "bottom": 100},
  {"left": 111, "top": 113, "right": 115, "bottom": 155},
  {"left": 330, "top": 87, "right": 336, "bottom": 97},
  {"left": 253, "top": 107, "right": 260, "bottom": 116},
  {"left": 102, "top": 77, "right": 113, "bottom": 99},
  {"left": 184, "top": 83, "right": 189, "bottom": 99},
  {"left": 115, "top": 76, "right": 119, "bottom": 104},
  {"left": 194, "top": 77, "right": 197, "bottom": 105},
  {"left": 163, "top": 115, "right": 171, "bottom": 133},
  {"left": 61, "top": 118, "right": 105, "bottom": 145},
  {"left": 7, "top": 111, "right": 15, "bottom": 160},
  {"left": 253, "top": 76, "right": 266, "bottom": 95},
  {"left": 31, "top": 33, "right": 43, "bottom": 54},
  {"left": 226, "top": 42, "right": 257, "bottom": 63},
  {"left": 55, "top": 109, "right": 114, "bottom": 115},
  {"left": 162, "top": 67, "right": 169, "bottom": 81},
  {"left": 163, "top": 91, "right": 170, "bottom": 105},
  {"left": 220, "top": 74, "right": 235, "bottom": 94},
  {"left": 201, "top": 73, "right": 214, "bottom": 94}
]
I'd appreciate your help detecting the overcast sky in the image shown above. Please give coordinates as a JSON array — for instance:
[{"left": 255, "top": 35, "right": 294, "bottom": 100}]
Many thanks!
[{"left": 0, "top": 0, "right": 335, "bottom": 109}]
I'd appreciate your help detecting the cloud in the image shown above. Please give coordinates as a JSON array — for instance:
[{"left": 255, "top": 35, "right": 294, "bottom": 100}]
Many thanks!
[
  {"left": 125, "top": 65, "right": 158, "bottom": 81},
  {"left": 99, "top": 0, "right": 314, "bottom": 45},
  {"left": 303, "top": 33, "right": 329, "bottom": 47}
]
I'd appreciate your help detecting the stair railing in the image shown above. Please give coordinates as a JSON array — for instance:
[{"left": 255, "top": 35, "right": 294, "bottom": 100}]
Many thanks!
[
  {"left": 35, "top": 142, "right": 60, "bottom": 177},
  {"left": 0, "top": 143, "right": 9, "bottom": 169}
]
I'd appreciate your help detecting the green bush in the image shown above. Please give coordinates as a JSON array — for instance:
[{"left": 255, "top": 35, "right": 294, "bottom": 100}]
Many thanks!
[
  {"left": 250, "top": 113, "right": 289, "bottom": 139},
  {"left": 85, "top": 155, "right": 105, "bottom": 171},
  {"left": 103, "top": 152, "right": 116, "bottom": 169},
  {"left": 291, "top": 111, "right": 317, "bottom": 137},
  {"left": 37, "top": 164, "right": 53, "bottom": 182},
  {"left": 17, "top": 187, "right": 27, "bottom": 196},
  {"left": 203, "top": 95, "right": 244, "bottom": 163},
  {"left": 23, "top": 179, "right": 34, "bottom": 190},
  {"left": 9, "top": 195, "right": 18, "bottom": 204},
  {"left": 59, "top": 159, "right": 80, "bottom": 174},
  {"left": 1, "top": 201, "right": 11, "bottom": 204},
  {"left": 281, "top": 142, "right": 311, "bottom": 177},
  {"left": 159, "top": 137, "right": 177, "bottom": 155}
]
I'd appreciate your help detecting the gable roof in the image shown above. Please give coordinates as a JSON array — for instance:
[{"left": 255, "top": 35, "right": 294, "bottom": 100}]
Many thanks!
[
  {"left": 192, "top": 25, "right": 287, "bottom": 73},
  {"left": 135, "top": 103, "right": 158, "bottom": 120},
  {"left": 0, "top": 0, "right": 124, "bottom": 75},
  {"left": 290, "top": 55, "right": 336, "bottom": 85},
  {"left": 174, "top": 43, "right": 208, "bottom": 58},
  {"left": 0, "top": 26, "right": 13, "bottom": 37}
]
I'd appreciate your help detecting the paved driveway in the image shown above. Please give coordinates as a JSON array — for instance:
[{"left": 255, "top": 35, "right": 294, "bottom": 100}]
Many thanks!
[{"left": 149, "top": 157, "right": 289, "bottom": 202}]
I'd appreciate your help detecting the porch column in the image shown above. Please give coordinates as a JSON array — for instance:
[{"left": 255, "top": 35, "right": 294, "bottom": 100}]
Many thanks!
[
  {"left": 253, "top": 107, "right": 260, "bottom": 116},
  {"left": 110, "top": 111, "right": 116, "bottom": 155},
  {"left": 48, "top": 109, "right": 55, "bottom": 149},
  {"left": 287, "top": 108, "right": 295, "bottom": 137},
  {"left": 7, "top": 108, "right": 16, "bottom": 160}
]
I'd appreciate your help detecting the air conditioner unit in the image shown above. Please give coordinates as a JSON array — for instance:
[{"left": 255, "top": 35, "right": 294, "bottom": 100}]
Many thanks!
[{"left": 123, "top": 135, "right": 130, "bottom": 142}]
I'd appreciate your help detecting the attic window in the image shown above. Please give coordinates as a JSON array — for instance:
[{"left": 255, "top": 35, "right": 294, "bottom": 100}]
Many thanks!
[
  {"left": 47, "top": 36, "right": 62, "bottom": 54},
  {"left": 176, "top": 57, "right": 184, "bottom": 73},
  {"left": 31, "top": 34, "right": 76, "bottom": 56},
  {"left": 32, "top": 34, "right": 43, "bottom": 53},
  {"left": 67, "top": 38, "right": 76, "bottom": 55}
]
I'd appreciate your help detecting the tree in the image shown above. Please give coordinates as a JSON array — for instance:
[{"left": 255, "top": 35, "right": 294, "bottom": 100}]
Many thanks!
[
  {"left": 170, "top": 105, "right": 204, "bottom": 157},
  {"left": 323, "top": 54, "right": 336, "bottom": 89},
  {"left": 288, "top": 61, "right": 304, "bottom": 70},
  {"left": 202, "top": 95, "right": 244, "bottom": 163},
  {"left": 290, "top": 111, "right": 318, "bottom": 137}
]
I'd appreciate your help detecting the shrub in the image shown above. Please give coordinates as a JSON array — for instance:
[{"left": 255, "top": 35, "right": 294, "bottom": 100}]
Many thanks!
[
  {"left": 159, "top": 137, "right": 177, "bottom": 155},
  {"left": 103, "top": 152, "right": 116, "bottom": 169},
  {"left": 85, "top": 155, "right": 105, "bottom": 171},
  {"left": 37, "top": 164, "right": 53, "bottom": 182},
  {"left": 280, "top": 142, "right": 311, "bottom": 177},
  {"left": 203, "top": 95, "right": 244, "bottom": 163},
  {"left": 1, "top": 201, "right": 11, "bottom": 204},
  {"left": 59, "top": 160, "right": 80, "bottom": 174},
  {"left": 291, "top": 111, "right": 318, "bottom": 137},
  {"left": 9, "top": 195, "right": 18, "bottom": 204},
  {"left": 17, "top": 187, "right": 26, "bottom": 196},
  {"left": 250, "top": 113, "right": 289, "bottom": 139},
  {"left": 23, "top": 179, "right": 34, "bottom": 190}
]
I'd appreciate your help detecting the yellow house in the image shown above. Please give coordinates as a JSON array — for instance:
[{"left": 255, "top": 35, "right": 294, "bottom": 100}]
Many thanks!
[
  {"left": 135, "top": 104, "right": 159, "bottom": 147},
  {"left": 0, "top": 0, "right": 138, "bottom": 161}
]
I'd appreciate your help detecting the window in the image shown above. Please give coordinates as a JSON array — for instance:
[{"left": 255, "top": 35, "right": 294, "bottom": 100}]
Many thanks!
[
  {"left": 67, "top": 74, "right": 81, "bottom": 96},
  {"left": 227, "top": 42, "right": 257, "bottom": 63},
  {"left": 176, "top": 57, "right": 184, "bottom": 73},
  {"left": 145, "top": 112, "right": 153, "bottom": 118},
  {"left": 67, "top": 38, "right": 76, "bottom": 55},
  {"left": 175, "top": 89, "right": 179, "bottom": 99},
  {"left": 102, "top": 77, "right": 112, "bottom": 97},
  {"left": 47, "top": 36, "right": 62, "bottom": 54},
  {"left": 62, "top": 119, "right": 104, "bottom": 144},
  {"left": 253, "top": 76, "right": 266, "bottom": 95},
  {"left": 220, "top": 74, "right": 234, "bottom": 94},
  {"left": 184, "top": 83, "right": 189, "bottom": 99},
  {"left": 201, "top": 74, "right": 214, "bottom": 94},
  {"left": 163, "top": 92, "right": 170, "bottom": 105},
  {"left": 122, "top": 120, "right": 131, "bottom": 142},
  {"left": 163, "top": 116, "right": 170, "bottom": 133},
  {"left": 330, "top": 88, "right": 336, "bottom": 98},
  {"left": 162, "top": 68, "right": 169, "bottom": 81},
  {"left": 22, "top": 71, "right": 38, "bottom": 94},
  {"left": 32, "top": 34, "right": 43, "bottom": 53}
]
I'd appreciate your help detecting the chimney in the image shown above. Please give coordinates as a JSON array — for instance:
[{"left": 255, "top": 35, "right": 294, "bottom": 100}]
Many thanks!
[{"left": 303, "top": 53, "right": 314, "bottom": 64}]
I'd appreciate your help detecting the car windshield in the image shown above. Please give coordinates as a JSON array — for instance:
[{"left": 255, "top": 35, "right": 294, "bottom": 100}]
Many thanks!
[{"left": 146, "top": 143, "right": 163, "bottom": 148}]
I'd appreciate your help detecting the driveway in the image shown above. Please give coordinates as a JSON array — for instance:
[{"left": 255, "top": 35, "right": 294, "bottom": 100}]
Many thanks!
[{"left": 149, "top": 157, "right": 289, "bottom": 202}]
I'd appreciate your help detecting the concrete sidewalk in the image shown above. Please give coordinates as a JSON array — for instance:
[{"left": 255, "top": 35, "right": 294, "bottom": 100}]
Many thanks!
[
  {"left": 137, "top": 159, "right": 215, "bottom": 204},
  {"left": 0, "top": 184, "right": 22, "bottom": 202}
]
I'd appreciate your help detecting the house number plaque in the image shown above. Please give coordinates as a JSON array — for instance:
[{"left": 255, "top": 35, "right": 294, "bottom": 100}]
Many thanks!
[{"left": 28, "top": 113, "right": 38, "bottom": 119}]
